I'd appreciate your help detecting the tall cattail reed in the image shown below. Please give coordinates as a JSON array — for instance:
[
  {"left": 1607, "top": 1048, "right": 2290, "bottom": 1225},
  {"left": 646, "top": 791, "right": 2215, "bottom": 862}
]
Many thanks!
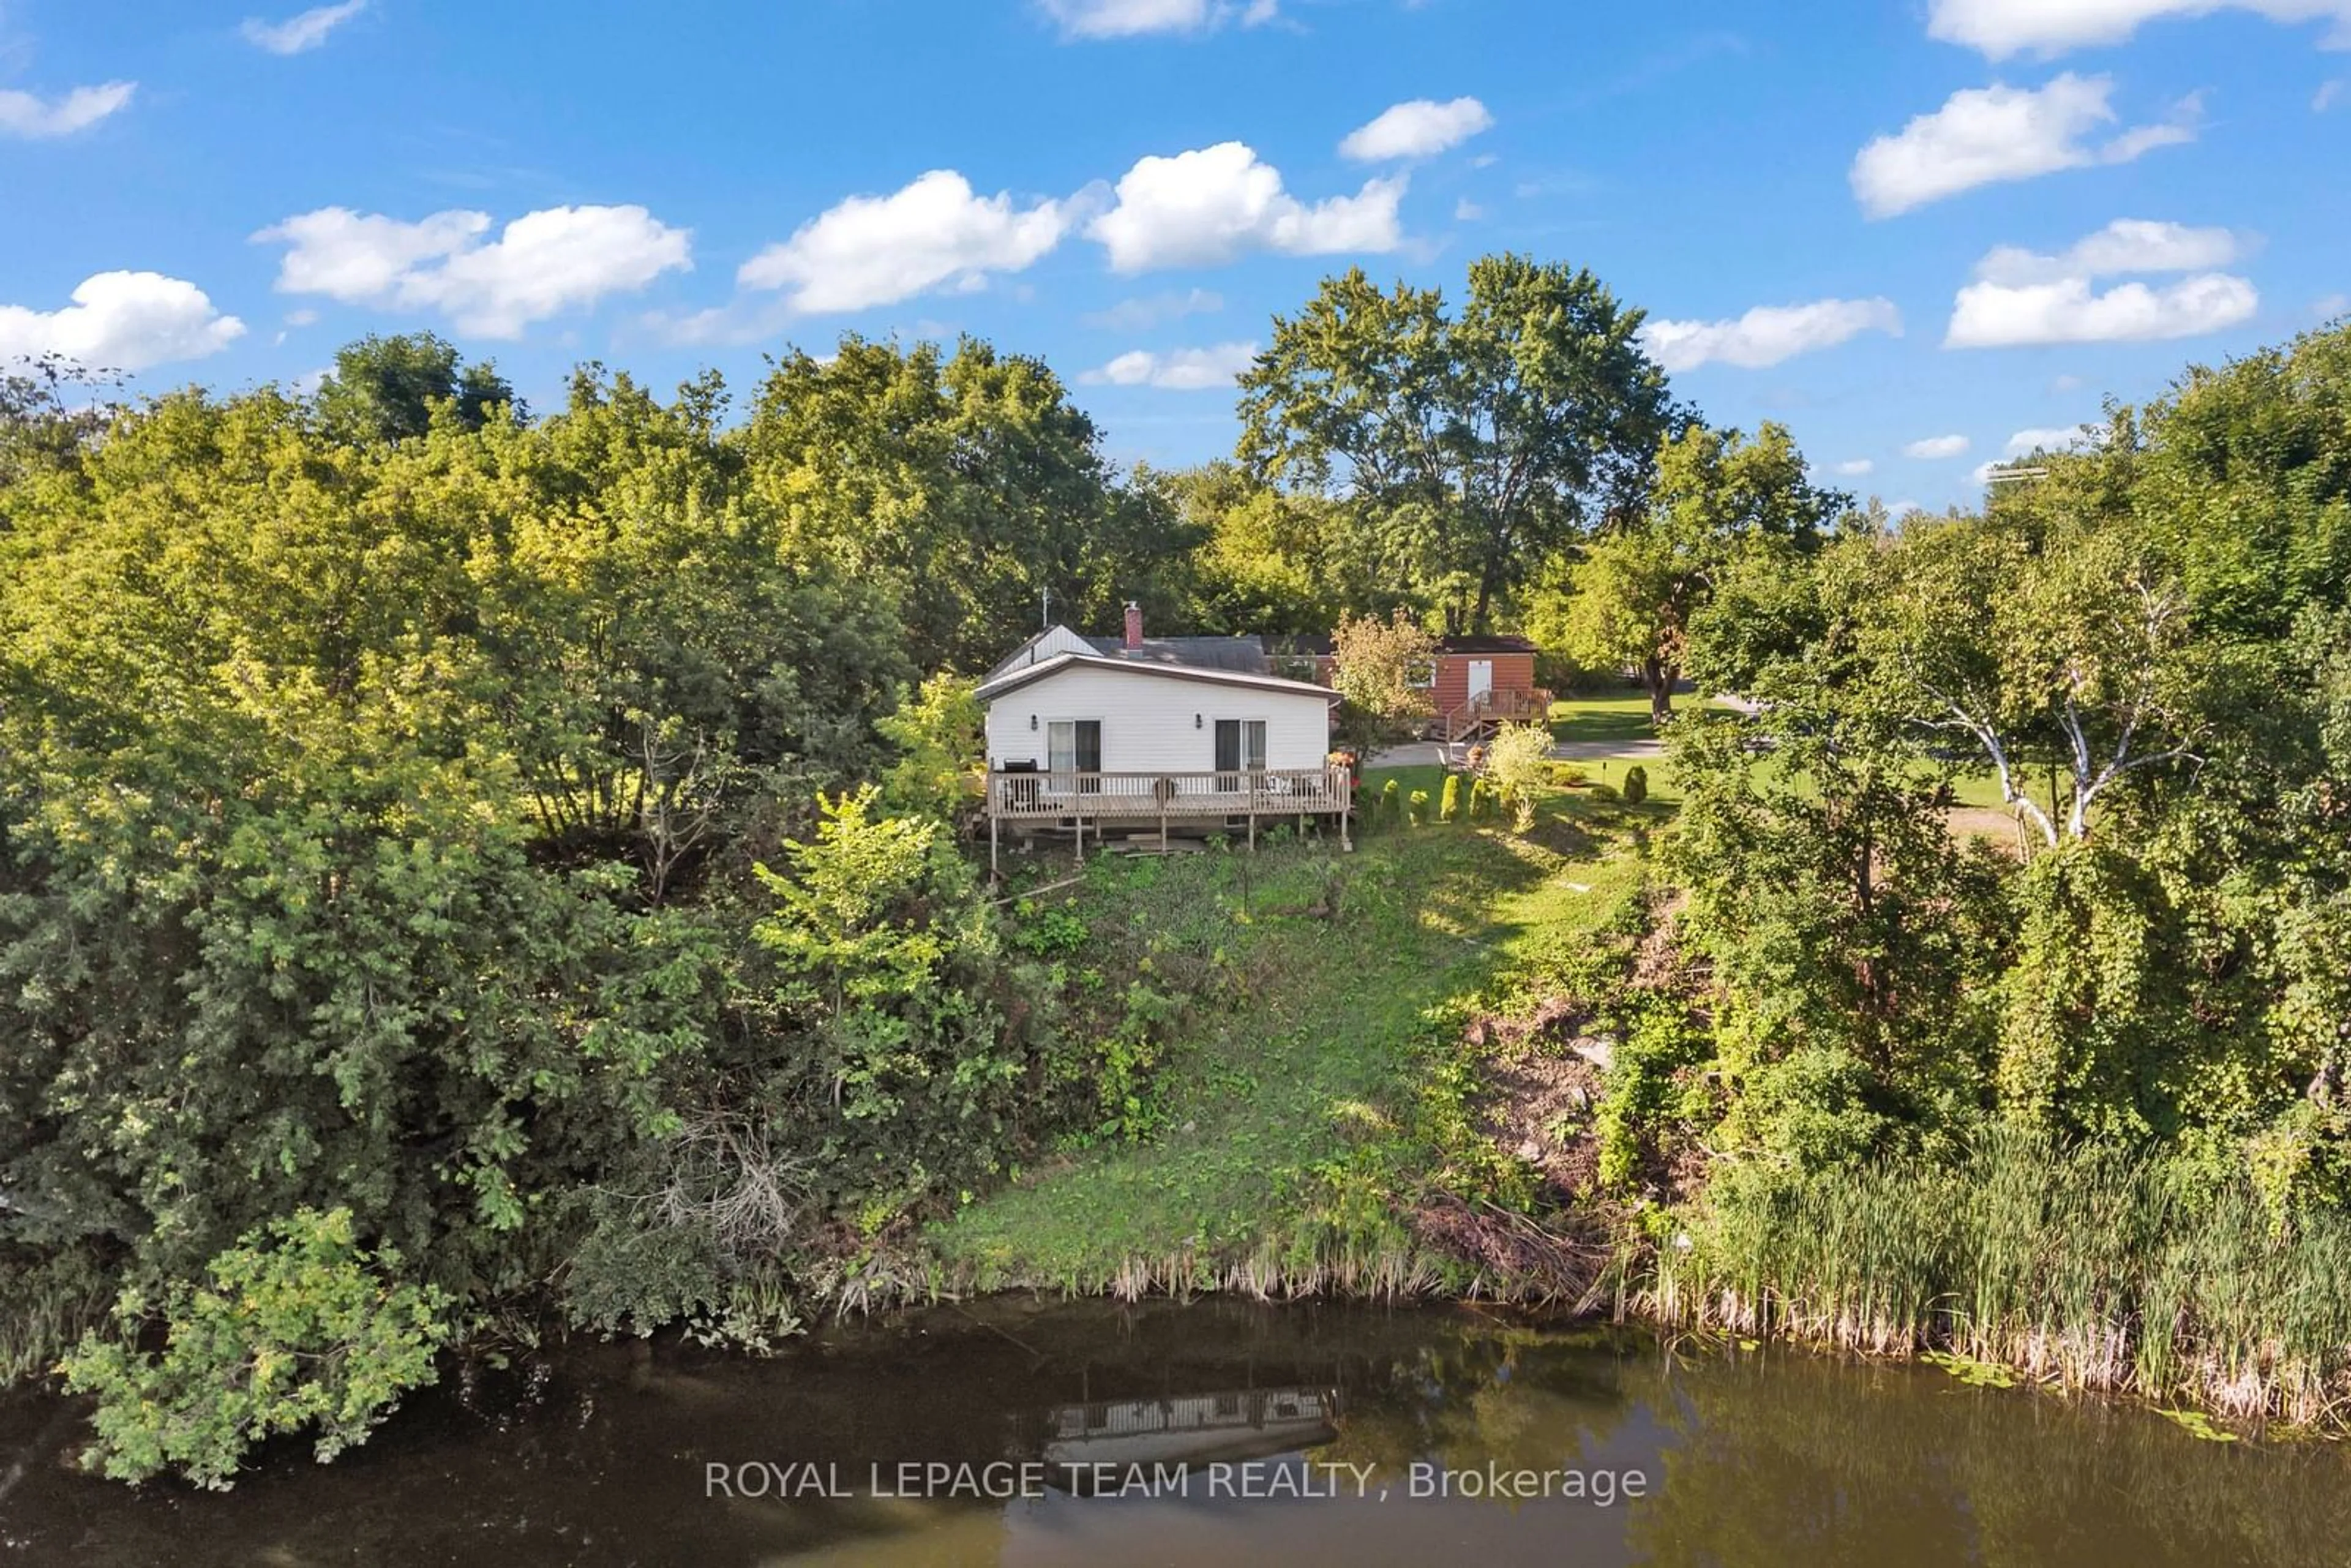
[{"left": 1634, "top": 1128, "right": 2351, "bottom": 1430}]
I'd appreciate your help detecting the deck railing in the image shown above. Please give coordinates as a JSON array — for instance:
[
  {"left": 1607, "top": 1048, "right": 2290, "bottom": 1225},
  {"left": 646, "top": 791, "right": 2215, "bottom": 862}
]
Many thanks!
[
  {"left": 1442, "top": 687, "right": 1554, "bottom": 743},
  {"left": 986, "top": 767, "right": 1352, "bottom": 820}
]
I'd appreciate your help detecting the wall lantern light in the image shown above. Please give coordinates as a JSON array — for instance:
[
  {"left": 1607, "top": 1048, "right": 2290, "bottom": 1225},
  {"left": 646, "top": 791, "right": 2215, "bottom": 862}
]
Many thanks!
[
  {"left": 1195, "top": 713, "right": 1203, "bottom": 729},
  {"left": 1029, "top": 714, "right": 1038, "bottom": 731}
]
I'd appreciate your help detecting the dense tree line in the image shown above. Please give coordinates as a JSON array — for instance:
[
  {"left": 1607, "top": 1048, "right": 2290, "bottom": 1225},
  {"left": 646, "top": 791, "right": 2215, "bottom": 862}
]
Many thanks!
[
  {"left": 4, "top": 255, "right": 2345, "bottom": 1481},
  {"left": 0, "top": 328, "right": 1214, "bottom": 1483},
  {"left": 1648, "top": 322, "right": 2351, "bottom": 1211}
]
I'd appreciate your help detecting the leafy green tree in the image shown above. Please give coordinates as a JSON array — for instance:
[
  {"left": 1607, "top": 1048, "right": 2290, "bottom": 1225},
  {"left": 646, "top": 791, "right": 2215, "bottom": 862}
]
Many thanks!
[
  {"left": 1539, "top": 421, "right": 1839, "bottom": 724},
  {"left": 1239, "top": 255, "right": 1677, "bottom": 631},
  {"left": 744, "top": 789, "right": 1044, "bottom": 1194},
  {"left": 1672, "top": 536, "right": 2012, "bottom": 1162},
  {"left": 313, "top": 332, "right": 516, "bottom": 445},
  {"left": 1329, "top": 609, "right": 1437, "bottom": 752},
  {"left": 59, "top": 1208, "right": 453, "bottom": 1489},
  {"left": 876, "top": 673, "right": 983, "bottom": 822},
  {"left": 1, "top": 353, "right": 116, "bottom": 506},
  {"left": 1148, "top": 460, "right": 1363, "bottom": 634},
  {"left": 740, "top": 336, "right": 1191, "bottom": 671},
  {"left": 2128, "top": 323, "right": 2351, "bottom": 643},
  {"left": 1875, "top": 515, "right": 2205, "bottom": 848},
  {"left": 462, "top": 365, "right": 910, "bottom": 892}
]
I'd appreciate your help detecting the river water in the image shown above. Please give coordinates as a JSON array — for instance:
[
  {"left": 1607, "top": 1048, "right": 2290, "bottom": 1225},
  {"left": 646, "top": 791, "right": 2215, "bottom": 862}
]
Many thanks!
[{"left": 3, "top": 1299, "right": 2345, "bottom": 1566}]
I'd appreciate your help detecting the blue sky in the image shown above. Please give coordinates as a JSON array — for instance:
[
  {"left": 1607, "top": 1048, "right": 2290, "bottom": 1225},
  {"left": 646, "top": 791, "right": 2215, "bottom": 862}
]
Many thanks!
[{"left": 2, "top": 0, "right": 2347, "bottom": 511}]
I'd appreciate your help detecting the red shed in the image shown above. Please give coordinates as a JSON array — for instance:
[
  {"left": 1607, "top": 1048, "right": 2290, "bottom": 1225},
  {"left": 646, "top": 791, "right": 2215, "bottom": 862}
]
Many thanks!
[{"left": 1264, "top": 633, "right": 1550, "bottom": 741}]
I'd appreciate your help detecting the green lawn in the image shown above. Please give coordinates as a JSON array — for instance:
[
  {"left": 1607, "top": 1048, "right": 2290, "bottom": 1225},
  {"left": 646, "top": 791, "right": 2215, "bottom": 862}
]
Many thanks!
[
  {"left": 929, "top": 785, "right": 1656, "bottom": 1289},
  {"left": 1547, "top": 692, "right": 1663, "bottom": 748},
  {"left": 1543, "top": 691, "right": 2014, "bottom": 816}
]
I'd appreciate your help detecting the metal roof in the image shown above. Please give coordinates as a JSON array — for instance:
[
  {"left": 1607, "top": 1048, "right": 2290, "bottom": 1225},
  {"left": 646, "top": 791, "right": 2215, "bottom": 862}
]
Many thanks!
[{"left": 975, "top": 652, "right": 1342, "bottom": 704}]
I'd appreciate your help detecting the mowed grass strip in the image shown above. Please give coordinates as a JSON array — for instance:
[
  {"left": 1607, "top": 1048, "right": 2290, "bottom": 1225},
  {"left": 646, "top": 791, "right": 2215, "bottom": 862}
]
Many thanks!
[{"left": 931, "top": 780, "right": 1650, "bottom": 1288}]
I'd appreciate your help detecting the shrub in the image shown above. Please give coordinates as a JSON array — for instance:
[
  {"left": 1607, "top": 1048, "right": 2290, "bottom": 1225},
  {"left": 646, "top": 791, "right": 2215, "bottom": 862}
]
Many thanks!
[
  {"left": 59, "top": 1208, "right": 454, "bottom": 1489},
  {"left": 1380, "top": 778, "right": 1401, "bottom": 823},
  {"left": 1590, "top": 782, "right": 1621, "bottom": 804},
  {"left": 876, "top": 673, "right": 983, "bottom": 821},
  {"left": 1439, "top": 775, "right": 1462, "bottom": 823},
  {"left": 1545, "top": 761, "right": 1589, "bottom": 787},
  {"left": 1468, "top": 777, "right": 1490, "bottom": 822},
  {"left": 1595, "top": 1003, "right": 1712, "bottom": 1190},
  {"left": 1622, "top": 765, "right": 1649, "bottom": 806},
  {"left": 1481, "top": 723, "right": 1554, "bottom": 832},
  {"left": 1406, "top": 789, "right": 1431, "bottom": 827}
]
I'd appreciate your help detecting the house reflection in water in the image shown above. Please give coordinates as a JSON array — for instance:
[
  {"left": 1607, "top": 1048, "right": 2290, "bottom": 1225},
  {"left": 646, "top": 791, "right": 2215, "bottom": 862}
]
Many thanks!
[{"left": 1044, "top": 1387, "right": 1340, "bottom": 1479}]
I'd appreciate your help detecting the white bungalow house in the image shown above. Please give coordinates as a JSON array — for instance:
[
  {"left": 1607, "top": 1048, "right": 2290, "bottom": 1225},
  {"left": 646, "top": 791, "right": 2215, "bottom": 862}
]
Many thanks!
[{"left": 976, "top": 605, "right": 1351, "bottom": 865}]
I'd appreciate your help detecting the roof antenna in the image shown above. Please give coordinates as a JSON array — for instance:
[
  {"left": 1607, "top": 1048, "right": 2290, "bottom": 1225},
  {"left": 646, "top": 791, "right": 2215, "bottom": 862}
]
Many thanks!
[{"left": 1040, "top": 585, "right": 1052, "bottom": 631}]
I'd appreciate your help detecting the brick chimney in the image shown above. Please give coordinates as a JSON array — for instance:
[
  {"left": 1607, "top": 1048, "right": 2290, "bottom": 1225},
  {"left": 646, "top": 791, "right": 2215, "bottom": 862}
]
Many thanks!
[{"left": 1123, "top": 601, "right": 1144, "bottom": 653}]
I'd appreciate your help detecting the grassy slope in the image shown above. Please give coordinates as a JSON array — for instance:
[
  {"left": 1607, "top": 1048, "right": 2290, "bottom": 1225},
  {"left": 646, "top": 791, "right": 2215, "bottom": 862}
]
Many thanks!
[
  {"left": 931, "top": 695, "right": 2004, "bottom": 1293},
  {"left": 930, "top": 779, "right": 1658, "bottom": 1289}
]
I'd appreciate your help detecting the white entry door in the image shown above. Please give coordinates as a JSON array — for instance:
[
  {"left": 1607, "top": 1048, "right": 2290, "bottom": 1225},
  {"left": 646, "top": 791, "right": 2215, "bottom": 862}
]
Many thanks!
[{"left": 1467, "top": 659, "right": 1494, "bottom": 708}]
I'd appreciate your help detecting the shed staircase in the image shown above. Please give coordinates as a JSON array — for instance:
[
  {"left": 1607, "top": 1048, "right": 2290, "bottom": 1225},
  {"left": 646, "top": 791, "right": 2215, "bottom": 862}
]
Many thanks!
[{"left": 1441, "top": 688, "right": 1552, "bottom": 745}]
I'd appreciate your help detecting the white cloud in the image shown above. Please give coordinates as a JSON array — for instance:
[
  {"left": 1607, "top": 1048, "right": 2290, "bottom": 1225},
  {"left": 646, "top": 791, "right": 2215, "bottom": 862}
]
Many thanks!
[
  {"left": 2006, "top": 424, "right": 2097, "bottom": 454},
  {"left": 1834, "top": 459, "right": 1876, "bottom": 476},
  {"left": 1951, "top": 274, "right": 2259, "bottom": 346},
  {"left": 1038, "top": 0, "right": 1275, "bottom": 39},
  {"left": 1082, "top": 288, "right": 1224, "bottom": 330},
  {"left": 1080, "top": 340, "right": 1260, "bottom": 389},
  {"left": 1850, "top": 73, "right": 2196, "bottom": 218},
  {"left": 0, "top": 81, "right": 135, "bottom": 138},
  {"left": 737, "top": 170, "right": 1073, "bottom": 313},
  {"left": 1339, "top": 97, "right": 1494, "bottom": 161},
  {"left": 1454, "top": 197, "right": 1486, "bottom": 221},
  {"left": 0, "top": 271, "right": 244, "bottom": 370},
  {"left": 2318, "top": 292, "right": 2350, "bottom": 319},
  {"left": 1087, "top": 141, "right": 1406, "bottom": 272},
  {"left": 1640, "top": 297, "right": 1902, "bottom": 372},
  {"left": 1927, "top": 0, "right": 2351, "bottom": 59},
  {"left": 1946, "top": 219, "right": 2259, "bottom": 348},
  {"left": 2052, "top": 372, "right": 2085, "bottom": 391},
  {"left": 256, "top": 203, "right": 691, "bottom": 338},
  {"left": 1889, "top": 499, "right": 1925, "bottom": 518},
  {"left": 1905, "top": 434, "right": 1972, "bottom": 459},
  {"left": 1971, "top": 219, "right": 2247, "bottom": 284},
  {"left": 2318, "top": 80, "right": 2345, "bottom": 111},
  {"left": 241, "top": 1, "right": 367, "bottom": 55}
]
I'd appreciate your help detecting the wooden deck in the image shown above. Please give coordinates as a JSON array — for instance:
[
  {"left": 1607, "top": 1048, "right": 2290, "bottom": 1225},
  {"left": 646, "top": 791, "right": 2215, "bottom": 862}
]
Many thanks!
[
  {"left": 986, "top": 767, "right": 1353, "bottom": 866},
  {"left": 1441, "top": 688, "right": 1553, "bottom": 744}
]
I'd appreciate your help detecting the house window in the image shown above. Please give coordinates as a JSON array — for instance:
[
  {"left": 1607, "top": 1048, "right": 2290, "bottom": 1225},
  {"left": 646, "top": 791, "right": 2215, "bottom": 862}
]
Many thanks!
[
  {"left": 1213, "top": 719, "right": 1267, "bottom": 776},
  {"left": 1047, "top": 719, "right": 1102, "bottom": 778},
  {"left": 1405, "top": 657, "right": 1436, "bottom": 689}
]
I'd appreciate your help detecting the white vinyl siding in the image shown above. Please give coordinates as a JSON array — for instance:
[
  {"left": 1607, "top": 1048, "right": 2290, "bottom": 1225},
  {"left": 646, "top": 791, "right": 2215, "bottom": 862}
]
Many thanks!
[{"left": 984, "top": 665, "right": 1331, "bottom": 776}]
